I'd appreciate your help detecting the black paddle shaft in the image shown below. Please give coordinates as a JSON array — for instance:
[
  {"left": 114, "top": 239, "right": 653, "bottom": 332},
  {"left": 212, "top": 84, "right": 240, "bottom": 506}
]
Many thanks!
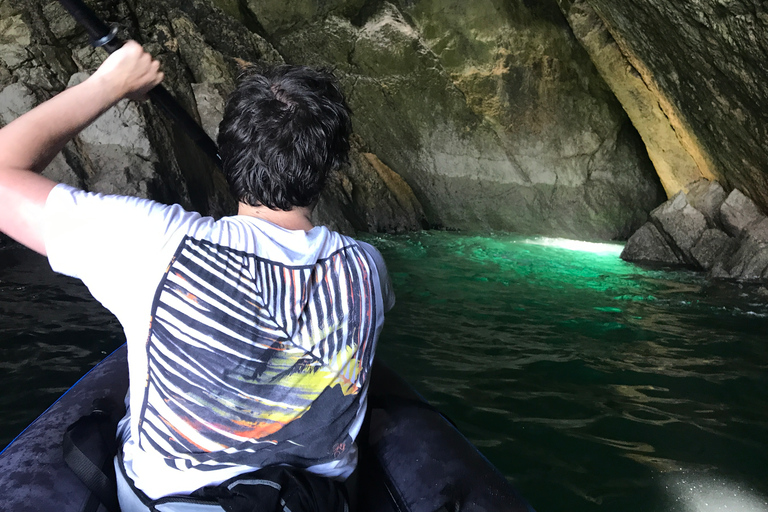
[{"left": 57, "top": 0, "right": 223, "bottom": 169}]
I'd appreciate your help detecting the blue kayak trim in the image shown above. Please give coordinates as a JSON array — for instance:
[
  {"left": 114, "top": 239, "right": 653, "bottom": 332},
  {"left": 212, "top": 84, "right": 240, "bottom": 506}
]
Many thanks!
[{"left": 0, "top": 343, "right": 125, "bottom": 456}]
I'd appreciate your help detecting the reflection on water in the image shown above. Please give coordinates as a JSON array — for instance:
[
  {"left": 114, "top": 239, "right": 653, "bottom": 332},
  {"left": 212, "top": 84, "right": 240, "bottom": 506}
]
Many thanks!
[
  {"left": 363, "top": 231, "right": 768, "bottom": 511},
  {"left": 2, "top": 232, "right": 768, "bottom": 511},
  {"left": 664, "top": 473, "right": 768, "bottom": 511}
]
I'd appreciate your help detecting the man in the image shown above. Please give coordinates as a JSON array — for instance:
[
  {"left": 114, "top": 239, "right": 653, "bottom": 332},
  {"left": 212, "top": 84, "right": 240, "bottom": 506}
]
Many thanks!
[{"left": 0, "top": 42, "right": 393, "bottom": 510}]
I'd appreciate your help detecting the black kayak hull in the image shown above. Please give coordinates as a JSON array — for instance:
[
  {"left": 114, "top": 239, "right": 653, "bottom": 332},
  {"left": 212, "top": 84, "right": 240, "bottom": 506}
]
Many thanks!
[{"left": 0, "top": 346, "right": 533, "bottom": 512}]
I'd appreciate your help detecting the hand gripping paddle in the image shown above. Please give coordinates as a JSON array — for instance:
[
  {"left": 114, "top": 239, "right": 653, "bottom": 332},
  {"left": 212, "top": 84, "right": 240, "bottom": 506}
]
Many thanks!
[{"left": 57, "top": 0, "right": 223, "bottom": 169}]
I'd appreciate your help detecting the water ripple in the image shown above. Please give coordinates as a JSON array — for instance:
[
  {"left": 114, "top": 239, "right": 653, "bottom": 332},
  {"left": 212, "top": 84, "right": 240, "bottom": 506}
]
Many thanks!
[
  {"left": 3, "top": 233, "right": 768, "bottom": 512},
  {"left": 364, "top": 231, "right": 768, "bottom": 512}
]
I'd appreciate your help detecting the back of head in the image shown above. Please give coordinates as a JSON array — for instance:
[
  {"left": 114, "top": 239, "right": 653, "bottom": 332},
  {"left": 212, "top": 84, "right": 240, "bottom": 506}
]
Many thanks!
[{"left": 217, "top": 65, "right": 352, "bottom": 210}]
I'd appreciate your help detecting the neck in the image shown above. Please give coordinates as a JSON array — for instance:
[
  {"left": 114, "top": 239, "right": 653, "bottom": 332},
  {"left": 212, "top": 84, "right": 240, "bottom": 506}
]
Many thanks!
[{"left": 237, "top": 202, "right": 314, "bottom": 231}]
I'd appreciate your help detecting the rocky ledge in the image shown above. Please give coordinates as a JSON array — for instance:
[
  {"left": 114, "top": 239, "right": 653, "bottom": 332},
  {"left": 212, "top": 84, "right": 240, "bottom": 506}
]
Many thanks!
[{"left": 622, "top": 180, "right": 768, "bottom": 282}]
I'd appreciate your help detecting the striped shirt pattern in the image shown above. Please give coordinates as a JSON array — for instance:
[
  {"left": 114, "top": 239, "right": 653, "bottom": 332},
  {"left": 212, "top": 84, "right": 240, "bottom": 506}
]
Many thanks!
[{"left": 137, "top": 236, "right": 377, "bottom": 470}]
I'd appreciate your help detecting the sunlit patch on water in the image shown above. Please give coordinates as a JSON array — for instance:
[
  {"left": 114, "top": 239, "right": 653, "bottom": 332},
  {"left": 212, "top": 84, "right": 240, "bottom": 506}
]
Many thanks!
[
  {"left": 664, "top": 473, "right": 768, "bottom": 511},
  {"left": 521, "top": 236, "right": 625, "bottom": 257}
]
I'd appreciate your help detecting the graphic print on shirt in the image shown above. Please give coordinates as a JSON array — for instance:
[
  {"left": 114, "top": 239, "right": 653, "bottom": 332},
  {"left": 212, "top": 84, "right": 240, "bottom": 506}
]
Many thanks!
[{"left": 137, "top": 236, "right": 377, "bottom": 470}]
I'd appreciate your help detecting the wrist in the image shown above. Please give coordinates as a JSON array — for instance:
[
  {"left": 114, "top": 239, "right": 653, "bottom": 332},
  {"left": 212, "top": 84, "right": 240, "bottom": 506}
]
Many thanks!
[{"left": 82, "top": 72, "right": 126, "bottom": 108}]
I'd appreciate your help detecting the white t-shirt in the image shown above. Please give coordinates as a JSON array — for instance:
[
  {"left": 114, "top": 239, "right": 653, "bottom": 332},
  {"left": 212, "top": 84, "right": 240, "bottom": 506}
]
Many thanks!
[{"left": 43, "top": 184, "right": 394, "bottom": 499}]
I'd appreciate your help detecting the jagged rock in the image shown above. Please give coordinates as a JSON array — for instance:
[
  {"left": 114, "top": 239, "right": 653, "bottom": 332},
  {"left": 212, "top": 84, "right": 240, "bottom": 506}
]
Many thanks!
[
  {"left": 71, "top": 46, "right": 104, "bottom": 72},
  {"left": 690, "top": 229, "right": 736, "bottom": 271},
  {"left": 0, "top": 66, "right": 10, "bottom": 88},
  {"left": 649, "top": 191, "right": 707, "bottom": 263},
  {"left": 745, "top": 217, "right": 768, "bottom": 244},
  {"left": 0, "top": 0, "right": 233, "bottom": 215},
  {"left": 0, "top": 81, "right": 35, "bottom": 124},
  {"left": 6, "top": 0, "right": 675, "bottom": 237},
  {"left": 710, "top": 238, "right": 768, "bottom": 282},
  {"left": 620, "top": 222, "right": 682, "bottom": 265},
  {"left": 42, "top": 1, "right": 78, "bottom": 40},
  {"left": 169, "top": 14, "right": 233, "bottom": 86},
  {"left": 313, "top": 136, "right": 428, "bottom": 235},
  {"left": 191, "top": 81, "right": 227, "bottom": 141},
  {"left": 686, "top": 179, "right": 726, "bottom": 228},
  {"left": 719, "top": 189, "right": 766, "bottom": 238},
  {"left": 0, "top": 13, "right": 31, "bottom": 69},
  {"left": 69, "top": 71, "right": 160, "bottom": 198},
  {"left": 624, "top": 182, "right": 768, "bottom": 283},
  {"left": 355, "top": 151, "right": 427, "bottom": 233},
  {"left": 243, "top": 0, "right": 365, "bottom": 36}
]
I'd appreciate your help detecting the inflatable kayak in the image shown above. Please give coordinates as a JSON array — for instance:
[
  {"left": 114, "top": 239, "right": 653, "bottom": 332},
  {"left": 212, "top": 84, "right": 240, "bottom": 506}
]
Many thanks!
[{"left": 0, "top": 345, "right": 534, "bottom": 512}]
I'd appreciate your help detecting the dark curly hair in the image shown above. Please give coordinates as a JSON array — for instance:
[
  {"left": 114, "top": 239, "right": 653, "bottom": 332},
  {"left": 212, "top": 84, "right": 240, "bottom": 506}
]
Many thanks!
[{"left": 217, "top": 65, "right": 352, "bottom": 210}]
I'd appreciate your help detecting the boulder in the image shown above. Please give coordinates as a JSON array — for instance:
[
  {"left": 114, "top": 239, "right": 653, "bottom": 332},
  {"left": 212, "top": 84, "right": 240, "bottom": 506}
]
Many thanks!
[
  {"left": 620, "top": 222, "right": 682, "bottom": 265},
  {"left": 686, "top": 179, "right": 726, "bottom": 228},
  {"left": 719, "top": 189, "right": 766, "bottom": 238},
  {"left": 745, "top": 217, "right": 768, "bottom": 244},
  {"left": 690, "top": 229, "right": 736, "bottom": 271},
  {"left": 623, "top": 182, "right": 768, "bottom": 283},
  {"left": 710, "top": 238, "right": 768, "bottom": 282},
  {"left": 649, "top": 191, "right": 707, "bottom": 263}
]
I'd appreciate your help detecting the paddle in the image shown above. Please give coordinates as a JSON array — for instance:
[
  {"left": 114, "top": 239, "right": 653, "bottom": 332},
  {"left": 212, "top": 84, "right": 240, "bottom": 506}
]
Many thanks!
[{"left": 57, "top": 0, "right": 223, "bottom": 169}]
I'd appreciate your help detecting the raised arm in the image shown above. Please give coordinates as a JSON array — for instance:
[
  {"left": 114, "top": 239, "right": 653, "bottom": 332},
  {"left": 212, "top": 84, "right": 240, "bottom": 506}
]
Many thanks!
[{"left": 0, "top": 41, "right": 163, "bottom": 255}]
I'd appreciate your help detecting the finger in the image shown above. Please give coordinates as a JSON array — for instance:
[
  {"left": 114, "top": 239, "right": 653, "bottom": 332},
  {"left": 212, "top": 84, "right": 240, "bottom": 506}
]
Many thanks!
[
  {"left": 152, "top": 71, "right": 165, "bottom": 88},
  {"left": 123, "top": 40, "right": 142, "bottom": 54}
]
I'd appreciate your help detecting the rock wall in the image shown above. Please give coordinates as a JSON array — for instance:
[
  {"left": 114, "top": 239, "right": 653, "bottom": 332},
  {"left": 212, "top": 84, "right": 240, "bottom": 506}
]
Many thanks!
[
  {"left": 243, "top": 0, "right": 664, "bottom": 238},
  {"left": 0, "top": 0, "right": 666, "bottom": 238},
  {"left": 559, "top": 1, "right": 714, "bottom": 197},
  {"left": 0, "top": 0, "right": 427, "bottom": 234},
  {"left": 0, "top": 0, "right": 243, "bottom": 218},
  {"left": 559, "top": 0, "right": 768, "bottom": 213}
]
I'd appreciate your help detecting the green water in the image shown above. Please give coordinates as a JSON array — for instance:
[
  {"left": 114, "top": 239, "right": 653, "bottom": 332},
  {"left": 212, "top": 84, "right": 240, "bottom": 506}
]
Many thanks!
[
  {"left": 362, "top": 231, "right": 768, "bottom": 511},
  {"left": 2, "top": 232, "right": 768, "bottom": 511}
]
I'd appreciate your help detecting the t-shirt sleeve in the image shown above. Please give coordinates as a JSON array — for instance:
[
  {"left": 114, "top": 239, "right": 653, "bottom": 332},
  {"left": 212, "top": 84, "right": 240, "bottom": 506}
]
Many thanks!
[
  {"left": 357, "top": 240, "right": 395, "bottom": 313},
  {"left": 43, "top": 184, "right": 206, "bottom": 321}
]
